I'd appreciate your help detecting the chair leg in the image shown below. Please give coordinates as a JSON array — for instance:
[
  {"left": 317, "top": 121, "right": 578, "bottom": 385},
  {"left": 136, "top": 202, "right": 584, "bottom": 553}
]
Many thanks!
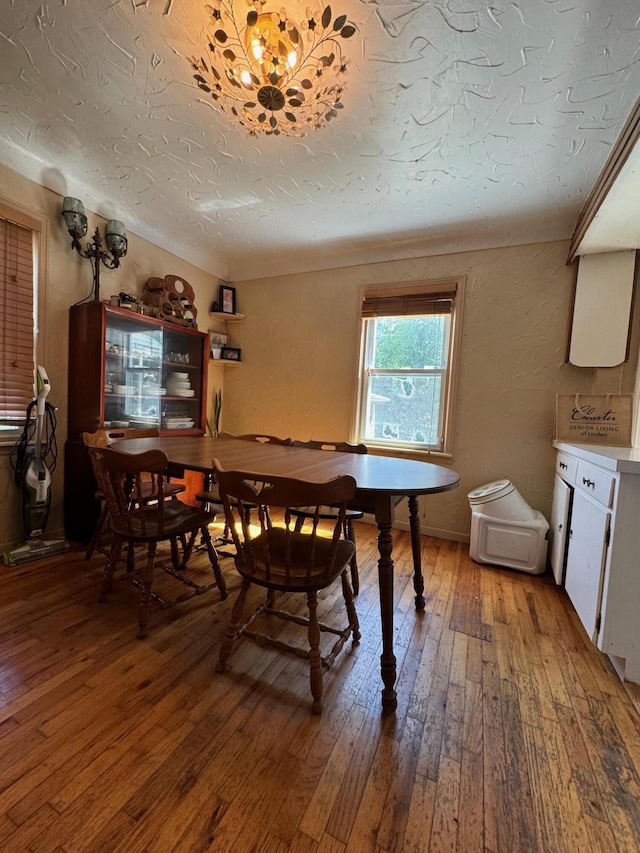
[
  {"left": 307, "top": 591, "right": 324, "bottom": 714},
  {"left": 199, "top": 526, "right": 227, "bottom": 599},
  {"left": 180, "top": 531, "right": 197, "bottom": 569},
  {"left": 170, "top": 536, "right": 181, "bottom": 571},
  {"left": 126, "top": 540, "right": 136, "bottom": 574},
  {"left": 138, "top": 542, "right": 157, "bottom": 639},
  {"left": 99, "top": 537, "right": 122, "bottom": 600},
  {"left": 345, "top": 518, "right": 359, "bottom": 595},
  {"left": 85, "top": 503, "right": 108, "bottom": 560},
  {"left": 294, "top": 515, "right": 305, "bottom": 533},
  {"left": 216, "top": 578, "right": 251, "bottom": 672},
  {"left": 341, "top": 569, "right": 361, "bottom": 643}
]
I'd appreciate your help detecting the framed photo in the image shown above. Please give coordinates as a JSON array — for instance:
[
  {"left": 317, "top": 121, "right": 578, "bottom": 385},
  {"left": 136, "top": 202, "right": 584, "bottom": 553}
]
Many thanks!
[
  {"left": 221, "top": 346, "right": 241, "bottom": 361},
  {"left": 209, "top": 331, "right": 228, "bottom": 351},
  {"left": 219, "top": 284, "right": 236, "bottom": 315}
]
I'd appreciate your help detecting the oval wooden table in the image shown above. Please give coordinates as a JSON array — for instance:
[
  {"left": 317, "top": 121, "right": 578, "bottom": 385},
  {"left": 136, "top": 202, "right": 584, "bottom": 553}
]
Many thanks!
[{"left": 113, "top": 436, "right": 460, "bottom": 713}]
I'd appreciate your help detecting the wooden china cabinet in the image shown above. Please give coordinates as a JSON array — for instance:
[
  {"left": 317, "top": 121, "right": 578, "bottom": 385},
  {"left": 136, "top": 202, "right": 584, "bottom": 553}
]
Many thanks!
[{"left": 64, "top": 301, "right": 208, "bottom": 542}]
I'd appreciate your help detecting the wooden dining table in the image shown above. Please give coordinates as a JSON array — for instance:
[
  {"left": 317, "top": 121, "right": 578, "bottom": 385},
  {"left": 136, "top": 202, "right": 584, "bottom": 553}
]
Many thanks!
[{"left": 113, "top": 435, "right": 460, "bottom": 713}]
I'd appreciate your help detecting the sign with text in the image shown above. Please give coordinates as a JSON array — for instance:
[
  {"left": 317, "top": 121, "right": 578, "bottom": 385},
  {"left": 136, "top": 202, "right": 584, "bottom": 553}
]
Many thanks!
[{"left": 555, "top": 393, "right": 633, "bottom": 446}]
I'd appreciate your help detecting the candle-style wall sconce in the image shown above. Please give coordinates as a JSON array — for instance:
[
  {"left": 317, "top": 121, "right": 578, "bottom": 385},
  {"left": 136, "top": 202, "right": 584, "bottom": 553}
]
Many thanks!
[{"left": 61, "top": 197, "right": 127, "bottom": 302}]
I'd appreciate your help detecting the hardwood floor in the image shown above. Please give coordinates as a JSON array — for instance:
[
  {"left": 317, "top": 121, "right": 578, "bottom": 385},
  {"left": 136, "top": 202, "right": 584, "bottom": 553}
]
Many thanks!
[{"left": 1, "top": 522, "right": 640, "bottom": 852}]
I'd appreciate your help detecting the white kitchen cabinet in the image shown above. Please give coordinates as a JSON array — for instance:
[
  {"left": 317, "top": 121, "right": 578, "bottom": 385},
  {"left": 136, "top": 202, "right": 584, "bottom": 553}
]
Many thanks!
[
  {"left": 568, "top": 251, "right": 636, "bottom": 367},
  {"left": 552, "top": 442, "right": 640, "bottom": 686},
  {"left": 549, "top": 474, "right": 572, "bottom": 585},
  {"left": 563, "top": 489, "right": 610, "bottom": 642}
]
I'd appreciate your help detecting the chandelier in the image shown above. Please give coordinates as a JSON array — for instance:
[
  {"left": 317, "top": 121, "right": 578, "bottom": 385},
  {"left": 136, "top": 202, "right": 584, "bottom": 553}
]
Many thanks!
[{"left": 191, "top": 1, "right": 356, "bottom": 137}]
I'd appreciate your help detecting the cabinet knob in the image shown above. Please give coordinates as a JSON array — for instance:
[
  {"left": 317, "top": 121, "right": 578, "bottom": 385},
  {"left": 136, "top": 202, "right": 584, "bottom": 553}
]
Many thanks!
[
  {"left": 558, "top": 523, "right": 563, "bottom": 532},
  {"left": 582, "top": 477, "right": 595, "bottom": 488},
  {"left": 559, "top": 462, "right": 567, "bottom": 470}
]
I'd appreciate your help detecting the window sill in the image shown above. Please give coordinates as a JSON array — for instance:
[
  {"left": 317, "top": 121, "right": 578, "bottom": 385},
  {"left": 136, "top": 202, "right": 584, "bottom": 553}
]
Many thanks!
[
  {"left": 0, "top": 437, "right": 19, "bottom": 452},
  {"left": 364, "top": 444, "right": 453, "bottom": 463}
]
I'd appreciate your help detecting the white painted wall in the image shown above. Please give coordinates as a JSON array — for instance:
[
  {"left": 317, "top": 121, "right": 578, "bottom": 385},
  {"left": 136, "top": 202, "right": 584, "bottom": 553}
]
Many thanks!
[
  {"left": 223, "top": 242, "right": 640, "bottom": 539},
  {"left": 2, "top": 160, "right": 638, "bottom": 549}
]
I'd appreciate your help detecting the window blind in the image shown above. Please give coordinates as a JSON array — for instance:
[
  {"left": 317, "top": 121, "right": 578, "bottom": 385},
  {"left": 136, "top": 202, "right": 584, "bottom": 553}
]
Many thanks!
[
  {"left": 0, "top": 214, "right": 35, "bottom": 422},
  {"left": 361, "top": 282, "right": 457, "bottom": 318}
]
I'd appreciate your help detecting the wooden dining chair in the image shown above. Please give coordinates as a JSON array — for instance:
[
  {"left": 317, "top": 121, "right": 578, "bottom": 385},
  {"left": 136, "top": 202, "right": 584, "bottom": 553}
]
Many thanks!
[
  {"left": 289, "top": 439, "right": 367, "bottom": 594},
  {"left": 88, "top": 446, "right": 227, "bottom": 637},
  {"left": 195, "top": 432, "right": 294, "bottom": 542},
  {"left": 82, "top": 427, "right": 186, "bottom": 560},
  {"left": 213, "top": 461, "right": 360, "bottom": 714}
]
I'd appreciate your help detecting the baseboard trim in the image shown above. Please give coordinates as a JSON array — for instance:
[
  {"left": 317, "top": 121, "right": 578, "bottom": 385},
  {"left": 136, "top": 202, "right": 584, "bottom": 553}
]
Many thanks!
[{"left": 360, "top": 513, "right": 470, "bottom": 544}]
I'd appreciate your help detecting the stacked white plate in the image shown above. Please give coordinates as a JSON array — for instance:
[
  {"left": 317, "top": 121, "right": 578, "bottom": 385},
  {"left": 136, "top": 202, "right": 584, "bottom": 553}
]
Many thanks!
[
  {"left": 165, "top": 372, "right": 195, "bottom": 398},
  {"left": 141, "top": 384, "right": 163, "bottom": 396},
  {"left": 163, "top": 418, "right": 195, "bottom": 430}
]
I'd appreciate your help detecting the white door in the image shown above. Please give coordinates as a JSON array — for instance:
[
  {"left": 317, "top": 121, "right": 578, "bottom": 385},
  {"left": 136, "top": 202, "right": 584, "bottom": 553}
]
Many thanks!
[
  {"left": 564, "top": 489, "right": 610, "bottom": 642},
  {"left": 550, "top": 474, "right": 572, "bottom": 585}
]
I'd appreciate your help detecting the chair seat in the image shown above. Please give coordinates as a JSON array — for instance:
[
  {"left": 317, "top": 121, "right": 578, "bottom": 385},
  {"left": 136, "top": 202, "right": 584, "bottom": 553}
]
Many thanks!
[
  {"left": 289, "top": 504, "right": 364, "bottom": 521},
  {"left": 110, "top": 502, "right": 217, "bottom": 543},
  {"left": 235, "top": 528, "right": 355, "bottom": 592}
]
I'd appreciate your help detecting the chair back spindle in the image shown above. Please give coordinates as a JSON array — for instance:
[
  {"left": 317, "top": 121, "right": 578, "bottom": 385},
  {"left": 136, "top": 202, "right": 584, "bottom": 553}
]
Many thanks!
[
  {"left": 213, "top": 462, "right": 356, "bottom": 590},
  {"left": 213, "top": 459, "right": 360, "bottom": 713},
  {"left": 86, "top": 446, "right": 227, "bottom": 636}
]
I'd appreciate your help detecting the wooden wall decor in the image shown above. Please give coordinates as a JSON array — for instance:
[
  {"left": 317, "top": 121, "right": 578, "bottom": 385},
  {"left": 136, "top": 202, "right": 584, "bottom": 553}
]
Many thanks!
[{"left": 143, "top": 274, "right": 198, "bottom": 328}]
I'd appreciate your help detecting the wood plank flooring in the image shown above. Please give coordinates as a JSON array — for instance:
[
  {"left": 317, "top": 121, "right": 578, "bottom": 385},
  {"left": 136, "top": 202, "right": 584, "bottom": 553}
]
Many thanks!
[{"left": 1, "top": 522, "right": 640, "bottom": 851}]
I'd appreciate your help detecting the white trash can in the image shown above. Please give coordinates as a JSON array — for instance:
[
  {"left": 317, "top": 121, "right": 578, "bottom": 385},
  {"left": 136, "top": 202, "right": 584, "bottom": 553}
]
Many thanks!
[{"left": 468, "top": 480, "right": 549, "bottom": 575}]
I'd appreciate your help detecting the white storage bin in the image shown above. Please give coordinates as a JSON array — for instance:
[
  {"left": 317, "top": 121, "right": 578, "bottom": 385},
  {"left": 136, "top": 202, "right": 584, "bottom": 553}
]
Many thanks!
[
  {"left": 468, "top": 479, "right": 536, "bottom": 521},
  {"left": 469, "top": 511, "right": 549, "bottom": 574},
  {"left": 468, "top": 480, "right": 549, "bottom": 574}
]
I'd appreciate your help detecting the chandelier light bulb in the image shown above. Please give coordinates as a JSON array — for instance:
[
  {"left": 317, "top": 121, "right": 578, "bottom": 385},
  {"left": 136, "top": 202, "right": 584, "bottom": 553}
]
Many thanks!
[{"left": 191, "top": 0, "right": 356, "bottom": 137}]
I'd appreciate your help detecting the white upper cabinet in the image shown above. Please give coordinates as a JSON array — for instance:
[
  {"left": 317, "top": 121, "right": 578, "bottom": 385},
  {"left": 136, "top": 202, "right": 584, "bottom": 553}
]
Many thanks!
[
  {"left": 567, "top": 99, "right": 640, "bottom": 368},
  {"left": 568, "top": 251, "right": 637, "bottom": 367}
]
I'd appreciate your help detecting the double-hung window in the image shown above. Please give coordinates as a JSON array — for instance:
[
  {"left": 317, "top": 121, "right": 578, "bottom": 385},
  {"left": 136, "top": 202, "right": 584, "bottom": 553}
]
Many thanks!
[
  {"left": 0, "top": 203, "right": 42, "bottom": 441},
  {"left": 355, "top": 278, "right": 464, "bottom": 456}
]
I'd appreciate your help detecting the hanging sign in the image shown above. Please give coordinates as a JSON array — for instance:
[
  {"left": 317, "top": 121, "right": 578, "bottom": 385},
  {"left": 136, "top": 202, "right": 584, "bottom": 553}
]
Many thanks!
[{"left": 555, "top": 393, "right": 633, "bottom": 446}]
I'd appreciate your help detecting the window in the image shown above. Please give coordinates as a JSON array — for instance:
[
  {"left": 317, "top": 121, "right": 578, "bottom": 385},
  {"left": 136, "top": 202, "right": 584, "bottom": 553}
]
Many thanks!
[
  {"left": 355, "top": 278, "right": 464, "bottom": 456},
  {"left": 0, "top": 203, "right": 42, "bottom": 439}
]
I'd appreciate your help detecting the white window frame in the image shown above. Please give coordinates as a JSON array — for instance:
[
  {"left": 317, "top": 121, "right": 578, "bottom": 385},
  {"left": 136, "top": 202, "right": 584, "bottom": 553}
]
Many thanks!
[{"left": 352, "top": 277, "right": 465, "bottom": 458}]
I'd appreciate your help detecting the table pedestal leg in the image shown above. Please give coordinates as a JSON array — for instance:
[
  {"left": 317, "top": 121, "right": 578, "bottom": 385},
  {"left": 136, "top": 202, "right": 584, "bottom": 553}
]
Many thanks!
[
  {"left": 408, "top": 496, "right": 425, "bottom": 611},
  {"left": 376, "top": 517, "right": 397, "bottom": 714}
]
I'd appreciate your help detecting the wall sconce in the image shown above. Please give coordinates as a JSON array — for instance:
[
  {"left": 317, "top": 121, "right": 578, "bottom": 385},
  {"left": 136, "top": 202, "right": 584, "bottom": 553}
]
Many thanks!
[{"left": 61, "top": 197, "right": 128, "bottom": 302}]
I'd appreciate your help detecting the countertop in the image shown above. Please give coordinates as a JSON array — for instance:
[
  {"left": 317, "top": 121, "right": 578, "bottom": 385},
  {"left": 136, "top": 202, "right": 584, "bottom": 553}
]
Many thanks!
[{"left": 554, "top": 441, "right": 640, "bottom": 474}]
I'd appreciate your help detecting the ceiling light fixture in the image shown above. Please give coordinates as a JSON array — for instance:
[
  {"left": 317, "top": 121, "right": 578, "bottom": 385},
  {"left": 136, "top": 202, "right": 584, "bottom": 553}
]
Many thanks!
[{"left": 191, "top": 1, "right": 356, "bottom": 137}]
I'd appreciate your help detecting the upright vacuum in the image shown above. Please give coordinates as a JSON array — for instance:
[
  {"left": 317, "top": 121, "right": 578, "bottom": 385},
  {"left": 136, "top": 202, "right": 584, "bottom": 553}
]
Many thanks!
[{"left": 3, "top": 366, "right": 69, "bottom": 566}]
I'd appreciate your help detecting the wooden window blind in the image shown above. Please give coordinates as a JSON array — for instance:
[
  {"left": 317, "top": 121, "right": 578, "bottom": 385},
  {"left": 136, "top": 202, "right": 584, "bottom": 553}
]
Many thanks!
[
  {"left": 0, "top": 213, "right": 36, "bottom": 423},
  {"left": 361, "top": 281, "right": 457, "bottom": 318}
]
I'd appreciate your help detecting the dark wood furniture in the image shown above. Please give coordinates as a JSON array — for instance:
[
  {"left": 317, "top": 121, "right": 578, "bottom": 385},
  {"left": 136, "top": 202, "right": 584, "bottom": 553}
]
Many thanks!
[
  {"left": 88, "top": 445, "right": 227, "bottom": 637},
  {"left": 195, "top": 431, "right": 293, "bottom": 505},
  {"left": 214, "top": 464, "right": 360, "bottom": 714},
  {"left": 112, "top": 435, "right": 460, "bottom": 712},
  {"left": 290, "top": 439, "right": 367, "bottom": 594},
  {"left": 195, "top": 432, "right": 294, "bottom": 542},
  {"left": 65, "top": 302, "right": 208, "bottom": 543},
  {"left": 82, "top": 427, "right": 186, "bottom": 560}
]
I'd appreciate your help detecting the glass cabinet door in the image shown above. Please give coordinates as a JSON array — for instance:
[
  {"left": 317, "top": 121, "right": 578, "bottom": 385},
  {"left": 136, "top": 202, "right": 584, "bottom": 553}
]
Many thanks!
[
  {"left": 68, "top": 301, "right": 207, "bottom": 441},
  {"left": 104, "top": 314, "right": 163, "bottom": 430},
  {"left": 161, "top": 328, "right": 204, "bottom": 431},
  {"left": 100, "top": 308, "right": 205, "bottom": 433}
]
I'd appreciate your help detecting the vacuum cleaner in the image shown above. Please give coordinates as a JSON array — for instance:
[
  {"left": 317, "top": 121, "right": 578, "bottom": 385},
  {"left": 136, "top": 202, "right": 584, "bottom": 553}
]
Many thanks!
[{"left": 3, "top": 366, "right": 69, "bottom": 567}]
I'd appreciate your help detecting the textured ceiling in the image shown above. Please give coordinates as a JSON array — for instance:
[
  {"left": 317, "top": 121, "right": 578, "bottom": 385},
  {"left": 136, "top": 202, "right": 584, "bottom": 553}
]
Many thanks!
[{"left": 1, "top": 0, "right": 640, "bottom": 281}]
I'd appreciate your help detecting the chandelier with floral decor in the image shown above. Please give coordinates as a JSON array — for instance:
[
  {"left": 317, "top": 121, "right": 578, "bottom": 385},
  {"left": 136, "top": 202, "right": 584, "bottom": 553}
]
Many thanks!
[{"left": 191, "top": 1, "right": 357, "bottom": 137}]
